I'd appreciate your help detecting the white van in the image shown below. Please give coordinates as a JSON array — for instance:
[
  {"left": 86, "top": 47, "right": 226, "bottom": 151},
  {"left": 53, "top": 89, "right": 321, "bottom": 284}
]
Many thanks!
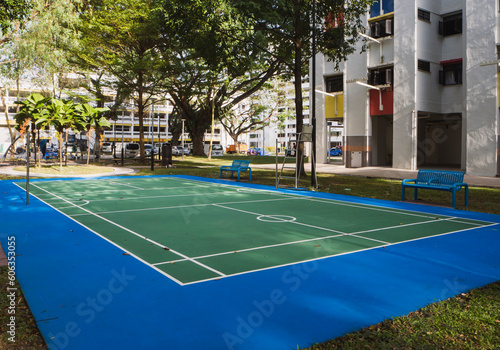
[
  {"left": 124, "top": 143, "right": 140, "bottom": 158},
  {"left": 204, "top": 144, "right": 224, "bottom": 157}
]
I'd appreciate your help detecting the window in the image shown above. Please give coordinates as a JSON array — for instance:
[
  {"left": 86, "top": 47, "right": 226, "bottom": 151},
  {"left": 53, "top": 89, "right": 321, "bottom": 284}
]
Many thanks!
[
  {"left": 439, "top": 12, "right": 462, "bottom": 36},
  {"left": 439, "top": 60, "right": 462, "bottom": 85},
  {"left": 370, "top": 18, "right": 394, "bottom": 38},
  {"left": 418, "top": 9, "right": 431, "bottom": 22},
  {"left": 370, "top": 0, "right": 395, "bottom": 18},
  {"left": 368, "top": 66, "right": 393, "bottom": 86},
  {"left": 418, "top": 60, "right": 431, "bottom": 72},
  {"left": 325, "top": 75, "right": 343, "bottom": 93}
]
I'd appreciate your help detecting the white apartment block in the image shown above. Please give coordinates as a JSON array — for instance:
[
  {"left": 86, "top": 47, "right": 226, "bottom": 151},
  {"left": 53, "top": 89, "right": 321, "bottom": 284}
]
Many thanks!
[{"left": 313, "top": 0, "right": 500, "bottom": 177}]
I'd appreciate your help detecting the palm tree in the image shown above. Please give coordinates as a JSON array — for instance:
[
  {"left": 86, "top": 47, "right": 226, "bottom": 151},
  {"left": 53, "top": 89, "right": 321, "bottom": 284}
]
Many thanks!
[
  {"left": 76, "top": 103, "right": 110, "bottom": 165},
  {"left": 14, "top": 93, "right": 51, "bottom": 167},
  {"left": 38, "top": 99, "right": 79, "bottom": 170}
]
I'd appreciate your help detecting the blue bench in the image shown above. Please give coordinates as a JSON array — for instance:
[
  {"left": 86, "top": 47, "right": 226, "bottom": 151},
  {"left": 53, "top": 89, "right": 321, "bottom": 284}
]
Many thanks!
[
  {"left": 401, "top": 169, "right": 468, "bottom": 208},
  {"left": 220, "top": 160, "right": 252, "bottom": 181}
]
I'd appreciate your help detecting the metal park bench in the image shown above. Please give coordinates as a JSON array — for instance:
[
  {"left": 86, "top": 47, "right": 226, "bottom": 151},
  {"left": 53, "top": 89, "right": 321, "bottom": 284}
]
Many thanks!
[
  {"left": 220, "top": 160, "right": 252, "bottom": 181},
  {"left": 401, "top": 169, "right": 468, "bottom": 208}
]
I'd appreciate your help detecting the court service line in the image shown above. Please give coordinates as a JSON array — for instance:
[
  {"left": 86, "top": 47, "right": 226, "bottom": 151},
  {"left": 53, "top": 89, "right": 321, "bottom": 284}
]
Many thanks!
[
  {"left": 31, "top": 184, "right": 212, "bottom": 197},
  {"left": 107, "top": 181, "right": 145, "bottom": 190},
  {"left": 351, "top": 217, "right": 459, "bottom": 235},
  {"left": 305, "top": 197, "right": 460, "bottom": 221},
  {"left": 69, "top": 196, "right": 301, "bottom": 217},
  {"left": 155, "top": 217, "right": 495, "bottom": 269},
  {"left": 57, "top": 188, "right": 283, "bottom": 204},
  {"left": 29, "top": 183, "right": 227, "bottom": 278},
  {"left": 212, "top": 204, "right": 391, "bottom": 246}
]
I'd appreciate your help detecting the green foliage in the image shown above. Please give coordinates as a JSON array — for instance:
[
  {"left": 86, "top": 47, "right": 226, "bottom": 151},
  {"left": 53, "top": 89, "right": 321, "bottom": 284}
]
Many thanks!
[
  {"left": 13, "top": 92, "right": 51, "bottom": 131},
  {"left": 0, "top": 0, "right": 32, "bottom": 36}
]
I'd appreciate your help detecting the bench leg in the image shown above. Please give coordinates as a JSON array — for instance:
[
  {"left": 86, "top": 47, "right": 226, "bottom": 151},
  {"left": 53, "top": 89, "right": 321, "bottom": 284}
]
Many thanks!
[
  {"left": 414, "top": 188, "right": 418, "bottom": 201},
  {"left": 452, "top": 190, "right": 457, "bottom": 208},
  {"left": 464, "top": 185, "right": 469, "bottom": 207},
  {"left": 249, "top": 169, "right": 251, "bottom": 181},
  {"left": 237, "top": 170, "right": 240, "bottom": 181},
  {"left": 401, "top": 185, "right": 405, "bottom": 201}
]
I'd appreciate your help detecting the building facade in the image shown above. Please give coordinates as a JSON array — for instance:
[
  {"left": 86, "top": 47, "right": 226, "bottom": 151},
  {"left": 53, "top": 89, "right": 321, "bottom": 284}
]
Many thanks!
[{"left": 313, "top": 0, "right": 499, "bottom": 177}]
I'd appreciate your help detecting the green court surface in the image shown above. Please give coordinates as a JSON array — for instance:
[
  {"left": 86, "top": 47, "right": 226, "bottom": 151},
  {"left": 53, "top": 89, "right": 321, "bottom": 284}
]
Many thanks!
[{"left": 21, "top": 176, "right": 493, "bottom": 285}]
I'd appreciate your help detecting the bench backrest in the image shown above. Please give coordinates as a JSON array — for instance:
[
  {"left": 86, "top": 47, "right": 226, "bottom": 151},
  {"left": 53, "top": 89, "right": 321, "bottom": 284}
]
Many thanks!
[
  {"left": 416, "top": 169, "right": 465, "bottom": 185},
  {"left": 231, "top": 160, "right": 250, "bottom": 168}
]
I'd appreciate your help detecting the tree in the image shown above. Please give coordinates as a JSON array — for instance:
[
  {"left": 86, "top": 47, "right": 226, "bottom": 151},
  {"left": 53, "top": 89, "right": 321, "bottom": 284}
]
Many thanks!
[
  {"left": 38, "top": 99, "right": 82, "bottom": 170},
  {"left": 0, "top": 0, "right": 32, "bottom": 47},
  {"left": 162, "top": 0, "right": 284, "bottom": 156},
  {"left": 76, "top": 103, "right": 110, "bottom": 165},
  {"left": 14, "top": 92, "right": 51, "bottom": 167},
  {"left": 230, "top": 0, "right": 374, "bottom": 173},
  {"left": 221, "top": 80, "right": 292, "bottom": 154},
  {"left": 70, "top": 0, "right": 172, "bottom": 162}
]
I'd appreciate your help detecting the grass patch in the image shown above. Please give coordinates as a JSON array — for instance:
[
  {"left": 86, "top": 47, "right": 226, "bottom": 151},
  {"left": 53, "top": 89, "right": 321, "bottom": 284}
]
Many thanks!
[{"left": 0, "top": 266, "right": 48, "bottom": 349}]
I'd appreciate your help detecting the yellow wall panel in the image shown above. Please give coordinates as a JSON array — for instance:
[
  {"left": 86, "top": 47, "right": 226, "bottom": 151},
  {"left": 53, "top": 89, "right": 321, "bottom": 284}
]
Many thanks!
[{"left": 325, "top": 94, "right": 344, "bottom": 119}]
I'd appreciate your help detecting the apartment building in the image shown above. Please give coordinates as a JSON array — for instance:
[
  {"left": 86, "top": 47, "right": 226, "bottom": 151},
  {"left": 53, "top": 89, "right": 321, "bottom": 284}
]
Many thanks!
[{"left": 313, "top": 0, "right": 499, "bottom": 177}]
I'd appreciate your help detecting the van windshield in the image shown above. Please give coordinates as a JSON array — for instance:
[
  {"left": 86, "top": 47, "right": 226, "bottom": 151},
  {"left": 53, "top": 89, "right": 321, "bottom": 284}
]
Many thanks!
[
  {"left": 212, "top": 145, "right": 223, "bottom": 150},
  {"left": 127, "top": 143, "right": 140, "bottom": 150}
]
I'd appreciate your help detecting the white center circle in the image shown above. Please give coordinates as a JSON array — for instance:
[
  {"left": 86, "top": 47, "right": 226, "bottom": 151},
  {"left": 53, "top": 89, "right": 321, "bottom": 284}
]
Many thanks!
[{"left": 256, "top": 215, "right": 296, "bottom": 223}]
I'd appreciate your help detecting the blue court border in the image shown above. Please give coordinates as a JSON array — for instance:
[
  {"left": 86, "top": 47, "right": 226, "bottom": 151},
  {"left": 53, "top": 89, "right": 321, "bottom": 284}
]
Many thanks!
[{"left": 1, "top": 175, "right": 499, "bottom": 350}]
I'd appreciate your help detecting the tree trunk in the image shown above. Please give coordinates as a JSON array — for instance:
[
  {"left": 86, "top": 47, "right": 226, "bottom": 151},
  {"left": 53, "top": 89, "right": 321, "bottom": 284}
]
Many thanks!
[
  {"left": 233, "top": 135, "right": 240, "bottom": 154},
  {"left": 191, "top": 128, "right": 206, "bottom": 156},
  {"left": 58, "top": 132, "right": 63, "bottom": 171},
  {"left": 87, "top": 128, "right": 93, "bottom": 165},
  {"left": 188, "top": 109, "right": 212, "bottom": 156},
  {"left": 294, "top": 0, "right": 306, "bottom": 176},
  {"left": 137, "top": 72, "right": 145, "bottom": 162},
  {"left": 0, "top": 88, "right": 16, "bottom": 158}
]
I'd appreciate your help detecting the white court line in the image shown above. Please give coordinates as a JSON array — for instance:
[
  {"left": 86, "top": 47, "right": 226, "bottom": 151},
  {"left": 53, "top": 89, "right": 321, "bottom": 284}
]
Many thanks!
[
  {"left": 213, "top": 203, "right": 389, "bottom": 245},
  {"left": 69, "top": 196, "right": 301, "bottom": 217},
  {"left": 59, "top": 187, "right": 292, "bottom": 204},
  {"left": 175, "top": 176, "right": 497, "bottom": 225},
  {"left": 154, "top": 213, "right": 495, "bottom": 269},
  {"left": 13, "top": 182, "right": 188, "bottom": 285},
  {"left": 62, "top": 190, "right": 244, "bottom": 203},
  {"left": 108, "top": 181, "right": 144, "bottom": 190},
  {"left": 22, "top": 177, "right": 497, "bottom": 285},
  {"left": 29, "top": 183, "right": 227, "bottom": 279},
  {"left": 32, "top": 184, "right": 212, "bottom": 197}
]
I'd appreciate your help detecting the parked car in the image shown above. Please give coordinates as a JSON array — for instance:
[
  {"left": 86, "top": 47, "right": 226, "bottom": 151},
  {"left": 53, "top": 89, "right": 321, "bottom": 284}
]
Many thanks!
[
  {"left": 170, "top": 146, "right": 181, "bottom": 156},
  {"left": 172, "top": 146, "right": 189, "bottom": 156},
  {"left": 145, "top": 144, "right": 158, "bottom": 157},
  {"left": 204, "top": 144, "right": 224, "bottom": 156},
  {"left": 285, "top": 148, "right": 296, "bottom": 157},
  {"left": 124, "top": 143, "right": 140, "bottom": 158},
  {"left": 329, "top": 147, "right": 342, "bottom": 156},
  {"left": 102, "top": 142, "right": 113, "bottom": 154},
  {"left": 248, "top": 147, "right": 269, "bottom": 156}
]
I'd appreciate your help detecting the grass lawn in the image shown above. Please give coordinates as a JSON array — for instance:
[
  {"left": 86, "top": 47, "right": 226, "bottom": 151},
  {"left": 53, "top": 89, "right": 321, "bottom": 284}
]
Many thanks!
[{"left": 1, "top": 155, "right": 499, "bottom": 349}]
